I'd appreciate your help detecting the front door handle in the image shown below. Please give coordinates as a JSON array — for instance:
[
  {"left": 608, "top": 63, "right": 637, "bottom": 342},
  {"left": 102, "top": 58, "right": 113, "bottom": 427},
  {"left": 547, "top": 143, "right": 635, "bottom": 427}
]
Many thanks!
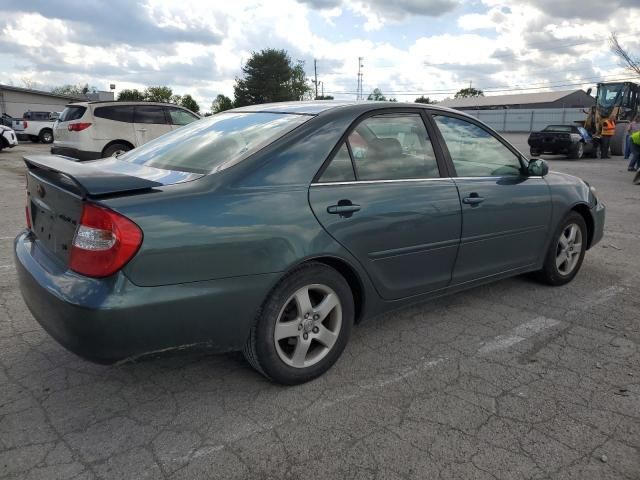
[
  {"left": 462, "top": 193, "right": 484, "bottom": 205},
  {"left": 327, "top": 201, "right": 361, "bottom": 217}
]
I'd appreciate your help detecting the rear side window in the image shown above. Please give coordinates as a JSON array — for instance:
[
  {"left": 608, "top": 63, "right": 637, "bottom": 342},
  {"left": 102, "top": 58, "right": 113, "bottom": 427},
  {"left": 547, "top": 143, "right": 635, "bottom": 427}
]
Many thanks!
[
  {"left": 319, "top": 144, "right": 356, "bottom": 182},
  {"left": 58, "top": 106, "right": 87, "bottom": 122},
  {"left": 119, "top": 112, "right": 309, "bottom": 174},
  {"left": 94, "top": 105, "right": 134, "bottom": 123},
  {"left": 167, "top": 107, "right": 199, "bottom": 126},
  {"left": 348, "top": 114, "right": 440, "bottom": 181},
  {"left": 134, "top": 106, "right": 168, "bottom": 124}
]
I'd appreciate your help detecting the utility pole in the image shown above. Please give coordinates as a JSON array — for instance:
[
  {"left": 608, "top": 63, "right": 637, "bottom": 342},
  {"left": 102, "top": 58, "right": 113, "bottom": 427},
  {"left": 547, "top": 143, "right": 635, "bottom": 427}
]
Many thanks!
[
  {"left": 314, "top": 59, "right": 318, "bottom": 100},
  {"left": 321, "top": 81, "right": 324, "bottom": 98},
  {"left": 357, "top": 57, "right": 364, "bottom": 100}
]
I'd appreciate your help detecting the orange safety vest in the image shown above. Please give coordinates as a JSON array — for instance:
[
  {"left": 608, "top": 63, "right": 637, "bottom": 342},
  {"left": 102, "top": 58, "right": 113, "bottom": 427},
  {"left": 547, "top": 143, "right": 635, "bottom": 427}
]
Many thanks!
[{"left": 601, "top": 119, "right": 616, "bottom": 136}]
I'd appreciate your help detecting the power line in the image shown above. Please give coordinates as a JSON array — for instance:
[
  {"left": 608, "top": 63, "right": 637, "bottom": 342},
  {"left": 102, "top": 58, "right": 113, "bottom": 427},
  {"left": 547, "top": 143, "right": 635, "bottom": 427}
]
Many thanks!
[{"left": 323, "top": 75, "right": 639, "bottom": 97}]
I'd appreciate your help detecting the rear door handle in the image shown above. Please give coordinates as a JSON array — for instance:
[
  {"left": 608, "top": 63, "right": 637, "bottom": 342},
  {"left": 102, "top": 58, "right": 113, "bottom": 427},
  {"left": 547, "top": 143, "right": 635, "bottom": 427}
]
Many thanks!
[
  {"left": 327, "top": 202, "right": 361, "bottom": 216},
  {"left": 462, "top": 193, "right": 484, "bottom": 205}
]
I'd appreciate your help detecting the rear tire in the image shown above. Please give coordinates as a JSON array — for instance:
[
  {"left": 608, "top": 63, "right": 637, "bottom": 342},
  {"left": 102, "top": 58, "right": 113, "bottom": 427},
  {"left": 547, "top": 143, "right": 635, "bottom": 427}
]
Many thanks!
[
  {"left": 102, "top": 142, "right": 132, "bottom": 158},
  {"left": 536, "top": 212, "right": 587, "bottom": 286},
  {"left": 610, "top": 122, "right": 627, "bottom": 156},
  {"left": 243, "top": 262, "right": 354, "bottom": 385},
  {"left": 530, "top": 149, "right": 541, "bottom": 158},
  {"left": 568, "top": 142, "right": 584, "bottom": 160},
  {"left": 39, "top": 129, "right": 53, "bottom": 144}
]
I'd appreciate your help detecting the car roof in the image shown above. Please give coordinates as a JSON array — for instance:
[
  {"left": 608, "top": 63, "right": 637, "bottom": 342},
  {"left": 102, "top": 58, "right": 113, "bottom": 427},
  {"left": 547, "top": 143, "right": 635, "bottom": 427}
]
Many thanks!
[
  {"left": 64, "top": 101, "right": 195, "bottom": 108},
  {"left": 228, "top": 100, "right": 462, "bottom": 116}
]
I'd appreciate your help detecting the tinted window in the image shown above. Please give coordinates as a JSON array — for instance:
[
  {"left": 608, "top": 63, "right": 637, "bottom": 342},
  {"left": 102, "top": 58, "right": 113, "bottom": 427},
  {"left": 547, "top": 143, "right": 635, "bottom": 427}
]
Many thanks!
[
  {"left": 543, "top": 125, "right": 573, "bottom": 132},
  {"left": 23, "top": 111, "right": 52, "bottom": 121},
  {"left": 319, "top": 143, "right": 355, "bottom": 182},
  {"left": 134, "top": 105, "right": 168, "bottom": 124},
  {"left": 434, "top": 115, "right": 523, "bottom": 177},
  {"left": 58, "top": 106, "right": 87, "bottom": 122},
  {"left": 347, "top": 114, "right": 439, "bottom": 180},
  {"left": 94, "top": 105, "right": 134, "bottom": 123},
  {"left": 168, "top": 107, "right": 199, "bottom": 126},
  {"left": 119, "top": 112, "right": 309, "bottom": 174}
]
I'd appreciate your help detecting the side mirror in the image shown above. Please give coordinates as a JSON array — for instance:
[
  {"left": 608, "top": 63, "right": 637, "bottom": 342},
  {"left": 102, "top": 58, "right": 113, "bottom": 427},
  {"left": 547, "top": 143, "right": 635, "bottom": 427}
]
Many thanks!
[{"left": 528, "top": 158, "right": 549, "bottom": 177}]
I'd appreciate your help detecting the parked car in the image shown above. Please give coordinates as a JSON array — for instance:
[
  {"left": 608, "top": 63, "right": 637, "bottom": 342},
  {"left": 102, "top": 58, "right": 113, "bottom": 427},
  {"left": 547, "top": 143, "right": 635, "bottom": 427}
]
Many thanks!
[
  {"left": 51, "top": 101, "right": 200, "bottom": 160},
  {"left": 15, "top": 101, "right": 605, "bottom": 385},
  {"left": 1, "top": 113, "right": 22, "bottom": 132},
  {"left": 0, "top": 125, "right": 18, "bottom": 151},
  {"left": 528, "top": 124, "right": 597, "bottom": 159},
  {"left": 21, "top": 111, "right": 59, "bottom": 143}
]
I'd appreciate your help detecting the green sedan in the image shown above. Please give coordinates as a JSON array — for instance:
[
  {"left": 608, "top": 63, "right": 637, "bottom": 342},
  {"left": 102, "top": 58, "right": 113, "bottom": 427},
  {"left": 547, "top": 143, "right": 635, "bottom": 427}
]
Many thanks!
[{"left": 14, "top": 101, "right": 605, "bottom": 384}]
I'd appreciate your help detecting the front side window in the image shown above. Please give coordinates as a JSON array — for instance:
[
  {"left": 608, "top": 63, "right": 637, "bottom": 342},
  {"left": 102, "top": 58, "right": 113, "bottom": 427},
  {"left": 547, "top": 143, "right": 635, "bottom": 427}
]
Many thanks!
[
  {"left": 119, "top": 112, "right": 309, "bottom": 174},
  {"left": 433, "top": 115, "right": 523, "bottom": 177},
  {"left": 168, "top": 107, "right": 199, "bottom": 126},
  {"left": 134, "top": 105, "right": 168, "bottom": 124},
  {"left": 347, "top": 113, "right": 439, "bottom": 181}
]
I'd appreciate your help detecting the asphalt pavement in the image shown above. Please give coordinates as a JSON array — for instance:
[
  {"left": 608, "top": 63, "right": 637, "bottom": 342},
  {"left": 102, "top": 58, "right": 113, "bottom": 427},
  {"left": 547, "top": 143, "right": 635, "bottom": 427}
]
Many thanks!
[{"left": 0, "top": 139, "right": 638, "bottom": 479}]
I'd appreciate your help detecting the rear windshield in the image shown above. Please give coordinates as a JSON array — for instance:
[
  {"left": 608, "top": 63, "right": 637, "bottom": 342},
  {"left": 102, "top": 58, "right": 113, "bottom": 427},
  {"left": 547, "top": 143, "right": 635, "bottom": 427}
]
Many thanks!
[
  {"left": 59, "top": 106, "right": 87, "bottom": 122},
  {"left": 118, "top": 112, "right": 310, "bottom": 174},
  {"left": 543, "top": 125, "right": 573, "bottom": 132}
]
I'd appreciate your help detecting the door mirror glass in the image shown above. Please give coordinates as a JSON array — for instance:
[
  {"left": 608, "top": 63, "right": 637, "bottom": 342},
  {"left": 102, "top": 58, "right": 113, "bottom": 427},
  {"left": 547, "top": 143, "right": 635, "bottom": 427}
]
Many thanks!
[{"left": 527, "top": 158, "right": 549, "bottom": 177}]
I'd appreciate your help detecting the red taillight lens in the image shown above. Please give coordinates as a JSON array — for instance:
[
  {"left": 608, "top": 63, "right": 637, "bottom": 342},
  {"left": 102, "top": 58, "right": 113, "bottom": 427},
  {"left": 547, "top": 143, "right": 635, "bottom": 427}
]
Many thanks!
[
  {"left": 23, "top": 121, "right": 28, "bottom": 129},
  {"left": 69, "top": 203, "right": 142, "bottom": 278},
  {"left": 68, "top": 122, "right": 92, "bottom": 132}
]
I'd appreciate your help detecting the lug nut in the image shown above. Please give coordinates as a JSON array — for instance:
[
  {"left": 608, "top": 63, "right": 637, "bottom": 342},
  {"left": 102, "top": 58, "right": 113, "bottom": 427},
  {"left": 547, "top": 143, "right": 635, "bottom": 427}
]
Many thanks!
[
  {"left": 298, "top": 324, "right": 303, "bottom": 330},
  {"left": 312, "top": 326, "right": 319, "bottom": 334},
  {"left": 313, "top": 314, "right": 320, "bottom": 320},
  {"left": 304, "top": 313, "right": 309, "bottom": 319},
  {"left": 303, "top": 333, "right": 308, "bottom": 340}
]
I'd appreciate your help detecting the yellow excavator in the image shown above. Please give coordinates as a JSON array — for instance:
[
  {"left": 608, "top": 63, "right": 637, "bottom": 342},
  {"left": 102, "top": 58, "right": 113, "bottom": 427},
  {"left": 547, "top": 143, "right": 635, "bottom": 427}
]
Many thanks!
[{"left": 583, "top": 81, "right": 640, "bottom": 156}]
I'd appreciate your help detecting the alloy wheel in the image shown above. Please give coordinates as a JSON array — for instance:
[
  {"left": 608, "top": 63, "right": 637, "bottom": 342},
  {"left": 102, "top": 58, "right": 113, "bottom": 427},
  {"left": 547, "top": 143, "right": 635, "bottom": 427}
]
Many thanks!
[
  {"left": 273, "top": 284, "right": 342, "bottom": 368},
  {"left": 555, "top": 223, "right": 583, "bottom": 275}
]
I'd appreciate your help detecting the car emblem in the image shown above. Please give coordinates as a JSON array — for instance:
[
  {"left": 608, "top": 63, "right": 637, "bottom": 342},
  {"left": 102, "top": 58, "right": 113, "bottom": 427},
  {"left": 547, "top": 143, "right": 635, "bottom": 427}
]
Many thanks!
[{"left": 36, "top": 184, "right": 46, "bottom": 198}]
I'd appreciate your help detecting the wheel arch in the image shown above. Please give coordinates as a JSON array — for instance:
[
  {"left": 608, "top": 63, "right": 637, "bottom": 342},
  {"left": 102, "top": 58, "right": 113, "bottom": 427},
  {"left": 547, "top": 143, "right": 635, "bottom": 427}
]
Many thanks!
[
  {"left": 276, "top": 255, "right": 367, "bottom": 324},
  {"left": 101, "top": 139, "right": 134, "bottom": 156},
  {"left": 570, "top": 203, "right": 595, "bottom": 249}
]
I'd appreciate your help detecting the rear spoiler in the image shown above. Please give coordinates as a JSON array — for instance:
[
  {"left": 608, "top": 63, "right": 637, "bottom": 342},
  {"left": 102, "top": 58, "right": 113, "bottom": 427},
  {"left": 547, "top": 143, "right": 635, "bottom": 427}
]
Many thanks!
[{"left": 24, "top": 155, "right": 162, "bottom": 197}]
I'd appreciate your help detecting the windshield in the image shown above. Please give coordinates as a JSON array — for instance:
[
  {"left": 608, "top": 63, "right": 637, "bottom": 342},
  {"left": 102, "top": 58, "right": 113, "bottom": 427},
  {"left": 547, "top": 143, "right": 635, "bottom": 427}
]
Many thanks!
[
  {"left": 118, "top": 112, "right": 310, "bottom": 174},
  {"left": 597, "top": 83, "right": 625, "bottom": 108}
]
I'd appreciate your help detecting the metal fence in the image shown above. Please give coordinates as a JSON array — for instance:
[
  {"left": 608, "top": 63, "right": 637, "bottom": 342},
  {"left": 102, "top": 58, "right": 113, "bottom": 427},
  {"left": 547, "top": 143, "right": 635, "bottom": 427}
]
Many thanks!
[{"left": 462, "top": 108, "right": 586, "bottom": 133}]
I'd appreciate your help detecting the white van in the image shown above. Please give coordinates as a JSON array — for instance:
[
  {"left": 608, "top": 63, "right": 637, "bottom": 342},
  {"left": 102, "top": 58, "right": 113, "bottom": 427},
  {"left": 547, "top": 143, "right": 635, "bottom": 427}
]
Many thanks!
[{"left": 52, "top": 101, "right": 200, "bottom": 160}]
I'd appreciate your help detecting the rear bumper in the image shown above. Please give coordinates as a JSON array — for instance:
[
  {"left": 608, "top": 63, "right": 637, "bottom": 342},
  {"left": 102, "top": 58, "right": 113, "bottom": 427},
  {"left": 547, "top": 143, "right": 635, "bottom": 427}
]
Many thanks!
[
  {"left": 529, "top": 140, "right": 575, "bottom": 152},
  {"left": 51, "top": 146, "right": 102, "bottom": 161},
  {"left": 589, "top": 200, "right": 605, "bottom": 249},
  {"left": 14, "top": 231, "right": 278, "bottom": 363}
]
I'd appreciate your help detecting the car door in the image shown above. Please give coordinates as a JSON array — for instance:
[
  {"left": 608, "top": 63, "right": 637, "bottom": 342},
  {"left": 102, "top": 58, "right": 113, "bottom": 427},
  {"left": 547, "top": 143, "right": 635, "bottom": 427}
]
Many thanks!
[
  {"left": 133, "top": 105, "right": 172, "bottom": 146},
  {"left": 430, "top": 113, "right": 552, "bottom": 285},
  {"left": 309, "top": 111, "right": 462, "bottom": 300},
  {"left": 166, "top": 106, "right": 200, "bottom": 130}
]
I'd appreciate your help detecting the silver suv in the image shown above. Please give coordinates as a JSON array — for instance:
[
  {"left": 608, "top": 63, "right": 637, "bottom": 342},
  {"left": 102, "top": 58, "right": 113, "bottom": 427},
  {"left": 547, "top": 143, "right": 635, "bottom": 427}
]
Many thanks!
[{"left": 52, "top": 101, "right": 200, "bottom": 160}]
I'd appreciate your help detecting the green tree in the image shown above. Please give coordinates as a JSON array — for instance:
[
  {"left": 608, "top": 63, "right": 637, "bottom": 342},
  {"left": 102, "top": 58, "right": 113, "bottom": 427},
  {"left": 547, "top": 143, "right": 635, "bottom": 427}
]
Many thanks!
[
  {"left": 211, "top": 94, "right": 234, "bottom": 113},
  {"left": 180, "top": 94, "right": 200, "bottom": 113},
  {"left": 367, "top": 88, "right": 387, "bottom": 101},
  {"left": 51, "top": 83, "right": 95, "bottom": 96},
  {"left": 117, "top": 89, "right": 146, "bottom": 101},
  {"left": 144, "top": 86, "right": 173, "bottom": 102},
  {"left": 315, "top": 95, "right": 334, "bottom": 100},
  {"left": 414, "top": 96, "right": 435, "bottom": 104},
  {"left": 233, "top": 48, "right": 311, "bottom": 106},
  {"left": 454, "top": 87, "right": 484, "bottom": 99}
]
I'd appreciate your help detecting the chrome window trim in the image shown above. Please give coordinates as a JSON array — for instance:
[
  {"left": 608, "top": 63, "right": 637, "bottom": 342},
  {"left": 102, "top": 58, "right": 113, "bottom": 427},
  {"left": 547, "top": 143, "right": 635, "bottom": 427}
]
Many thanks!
[{"left": 310, "top": 175, "right": 544, "bottom": 186}]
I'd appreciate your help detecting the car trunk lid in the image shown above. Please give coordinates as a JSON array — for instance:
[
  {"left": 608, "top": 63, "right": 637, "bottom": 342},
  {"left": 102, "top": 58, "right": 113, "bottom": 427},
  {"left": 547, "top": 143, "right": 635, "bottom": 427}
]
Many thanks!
[{"left": 24, "top": 154, "right": 203, "bottom": 265}]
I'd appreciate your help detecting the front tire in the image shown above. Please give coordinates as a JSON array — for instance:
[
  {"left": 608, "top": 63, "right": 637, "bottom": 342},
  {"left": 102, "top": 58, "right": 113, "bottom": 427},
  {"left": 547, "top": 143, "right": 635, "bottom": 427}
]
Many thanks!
[
  {"left": 569, "top": 142, "right": 584, "bottom": 160},
  {"left": 536, "top": 212, "right": 587, "bottom": 286},
  {"left": 243, "top": 262, "right": 354, "bottom": 385}
]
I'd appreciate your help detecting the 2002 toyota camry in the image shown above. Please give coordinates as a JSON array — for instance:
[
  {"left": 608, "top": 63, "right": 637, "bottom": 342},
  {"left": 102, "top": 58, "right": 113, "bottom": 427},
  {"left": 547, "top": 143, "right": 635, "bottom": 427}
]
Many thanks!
[{"left": 15, "top": 101, "right": 605, "bottom": 384}]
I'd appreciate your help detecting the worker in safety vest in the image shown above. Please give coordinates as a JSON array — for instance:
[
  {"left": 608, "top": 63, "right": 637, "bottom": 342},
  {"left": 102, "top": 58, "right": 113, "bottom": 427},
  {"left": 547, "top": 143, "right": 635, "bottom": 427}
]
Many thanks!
[{"left": 600, "top": 118, "right": 616, "bottom": 159}]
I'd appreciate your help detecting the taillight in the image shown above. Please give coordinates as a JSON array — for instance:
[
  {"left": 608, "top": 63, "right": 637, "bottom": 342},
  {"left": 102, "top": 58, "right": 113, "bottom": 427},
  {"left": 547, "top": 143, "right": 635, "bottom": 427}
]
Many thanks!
[
  {"left": 23, "top": 121, "right": 27, "bottom": 129},
  {"left": 69, "top": 203, "right": 142, "bottom": 278},
  {"left": 25, "top": 177, "right": 31, "bottom": 229},
  {"left": 68, "top": 122, "right": 92, "bottom": 132}
]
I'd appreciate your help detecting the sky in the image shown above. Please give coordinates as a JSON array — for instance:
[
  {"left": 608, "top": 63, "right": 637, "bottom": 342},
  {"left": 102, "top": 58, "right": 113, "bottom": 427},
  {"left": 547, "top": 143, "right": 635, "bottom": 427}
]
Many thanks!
[{"left": 1, "top": 0, "right": 639, "bottom": 111}]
